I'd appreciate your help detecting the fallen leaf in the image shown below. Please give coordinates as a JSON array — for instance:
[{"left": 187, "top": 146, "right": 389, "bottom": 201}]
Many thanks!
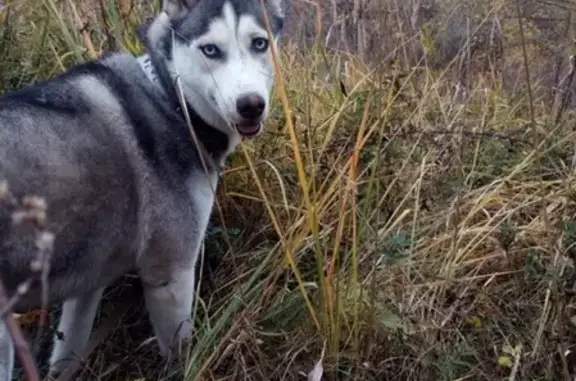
[
  {"left": 380, "top": 309, "right": 403, "bottom": 330},
  {"left": 14, "top": 309, "right": 50, "bottom": 326},
  {"left": 466, "top": 315, "right": 482, "bottom": 328},
  {"left": 498, "top": 355, "right": 513, "bottom": 367}
]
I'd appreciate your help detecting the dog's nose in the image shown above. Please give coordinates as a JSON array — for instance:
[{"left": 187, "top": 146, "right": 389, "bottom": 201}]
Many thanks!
[{"left": 236, "top": 93, "right": 265, "bottom": 119}]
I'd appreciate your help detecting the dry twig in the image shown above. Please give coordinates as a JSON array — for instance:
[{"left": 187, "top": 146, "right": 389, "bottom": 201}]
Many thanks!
[{"left": 553, "top": 55, "right": 576, "bottom": 125}]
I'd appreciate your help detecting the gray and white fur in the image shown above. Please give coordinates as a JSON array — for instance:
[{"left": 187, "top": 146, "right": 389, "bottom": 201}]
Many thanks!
[{"left": 0, "top": 0, "right": 287, "bottom": 378}]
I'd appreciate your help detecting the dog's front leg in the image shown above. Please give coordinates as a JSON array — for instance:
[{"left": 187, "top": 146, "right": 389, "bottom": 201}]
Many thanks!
[
  {"left": 0, "top": 319, "right": 13, "bottom": 381},
  {"left": 141, "top": 267, "right": 195, "bottom": 358},
  {"left": 48, "top": 287, "right": 104, "bottom": 378}
]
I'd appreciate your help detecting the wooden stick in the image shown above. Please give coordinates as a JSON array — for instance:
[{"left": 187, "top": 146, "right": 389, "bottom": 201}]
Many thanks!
[{"left": 0, "top": 279, "right": 40, "bottom": 381}]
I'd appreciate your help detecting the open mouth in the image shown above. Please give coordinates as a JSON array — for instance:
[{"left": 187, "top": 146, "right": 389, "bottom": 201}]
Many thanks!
[{"left": 235, "top": 122, "right": 262, "bottom": 138}]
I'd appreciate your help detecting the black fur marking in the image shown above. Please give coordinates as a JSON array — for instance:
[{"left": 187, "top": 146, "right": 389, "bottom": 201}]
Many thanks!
[
  {"left": 176, "top": 103, "right": 230, "bottom": 164},
  {"left": 0, "top": 82, "right": 89, "bottom": 116}
]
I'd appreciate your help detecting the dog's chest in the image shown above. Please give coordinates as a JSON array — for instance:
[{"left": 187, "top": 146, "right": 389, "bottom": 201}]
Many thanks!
[{"left": 185, "top": 171, "right": 218, "bottom": 233}]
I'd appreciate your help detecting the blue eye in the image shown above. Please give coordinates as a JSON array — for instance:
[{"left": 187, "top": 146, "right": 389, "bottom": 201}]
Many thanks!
[
  {"left": 199, "top": 44, "right": 221, "bottom": 58},
  {"left": 251, "top": 38, "right": 269, "bottom": 53}
]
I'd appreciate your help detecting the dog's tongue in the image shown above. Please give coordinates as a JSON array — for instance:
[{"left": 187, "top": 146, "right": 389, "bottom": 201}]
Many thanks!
[{"left": 236, "top": 123, "right": 261, "bottom": 136}]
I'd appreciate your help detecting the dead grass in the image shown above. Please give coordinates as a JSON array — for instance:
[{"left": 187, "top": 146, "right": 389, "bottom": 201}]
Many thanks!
[{"left": 3, "top": 0, "right": 576, "bottom": 380}]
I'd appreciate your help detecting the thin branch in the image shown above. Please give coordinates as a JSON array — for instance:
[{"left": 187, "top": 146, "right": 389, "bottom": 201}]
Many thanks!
[
  {"left": 553, "top": 55, "right": 576, "bottom": 125},
  {"left": 515, "top": 0, "right": 535, "bottom": 126},
  {"left": 0, "top": 280, "right": 39, "bottom": 381},
  {"left": 0, "top": 180, "right": 55, "bottom": 381}
]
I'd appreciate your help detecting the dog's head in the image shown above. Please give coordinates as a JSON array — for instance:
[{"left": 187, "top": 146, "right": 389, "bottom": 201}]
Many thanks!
[{"left": 144, "top": 0, "right": 287, "bottom": 140}]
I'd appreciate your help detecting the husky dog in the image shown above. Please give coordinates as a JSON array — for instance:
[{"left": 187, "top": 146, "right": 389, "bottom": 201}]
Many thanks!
[{"left": 0, "top": 0, "right": 287, "bottom": 378}]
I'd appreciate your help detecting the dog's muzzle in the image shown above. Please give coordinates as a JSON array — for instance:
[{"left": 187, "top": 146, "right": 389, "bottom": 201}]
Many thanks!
[{"left": 235, "top": 93, "right": 265, "bottom": 138}]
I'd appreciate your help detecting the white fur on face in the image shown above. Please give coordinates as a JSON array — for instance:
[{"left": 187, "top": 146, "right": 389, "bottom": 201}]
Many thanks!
[{"left": 170, "top": 1, "right": 277, "bottom": 137}]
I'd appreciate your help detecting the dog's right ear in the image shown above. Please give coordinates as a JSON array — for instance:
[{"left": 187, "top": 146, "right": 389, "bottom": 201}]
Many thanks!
[{"left": 162, "top": 0, "right": 198, "bottom": 20}]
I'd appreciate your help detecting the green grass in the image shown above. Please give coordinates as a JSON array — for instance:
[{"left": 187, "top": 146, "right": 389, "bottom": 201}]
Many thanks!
[{"left": 4, "top": 0, "right": 576, "bottom": 380}]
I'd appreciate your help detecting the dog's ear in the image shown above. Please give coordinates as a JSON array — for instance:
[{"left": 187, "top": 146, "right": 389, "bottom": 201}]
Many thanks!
[
  {"left": 264, "top": 0, "right": 286, "bottom": 18},
  {"left": 162, "top": 0, "right": 198, "bottom": 19}
]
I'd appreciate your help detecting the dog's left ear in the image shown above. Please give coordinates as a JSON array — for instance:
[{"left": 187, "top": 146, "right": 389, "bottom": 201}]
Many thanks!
[
  {"left": 162, "top": 0, "right": 198, "bottom": 20},
  {"left": 265, "top": 0, "right": 286, "bottom": 18}
]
